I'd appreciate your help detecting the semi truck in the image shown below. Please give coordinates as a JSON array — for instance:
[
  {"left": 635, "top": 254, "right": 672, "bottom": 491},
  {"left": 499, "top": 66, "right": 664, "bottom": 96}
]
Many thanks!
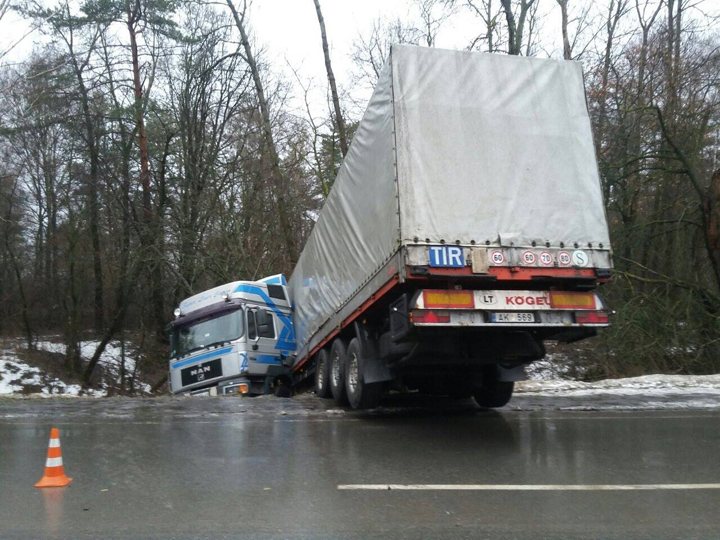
[
  {"left": 167, "top": 275, "right": 295, "bottom": 397},
  {"left": 168, "top": 45, "right": 612, "bottom": 408}
]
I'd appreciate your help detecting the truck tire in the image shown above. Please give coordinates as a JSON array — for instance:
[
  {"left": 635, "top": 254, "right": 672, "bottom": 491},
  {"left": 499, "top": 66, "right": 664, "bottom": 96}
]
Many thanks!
[
  {"left": 314, "top": 349, "right": 332, "bottom": 398},
  {"left": 344, "top": 338, "right": 383, "bottom": 410},
  {"left": 274, "top": 383, "right": 292, "bottom": 398},
  {"left": 329, "top": 339, "right": 349, "bottom": 405},
  {"left": 473, "top": 380, "right": 514, "bottom": 408}
]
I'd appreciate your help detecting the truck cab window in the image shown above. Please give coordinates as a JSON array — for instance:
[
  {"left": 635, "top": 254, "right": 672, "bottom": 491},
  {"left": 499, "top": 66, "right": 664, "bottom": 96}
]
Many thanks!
[
  {"left": 171, "top": 309, "right": 244, "bottom": 358},
  {"left": 256, "top": 309, "right": 276, "bottom": 339}
]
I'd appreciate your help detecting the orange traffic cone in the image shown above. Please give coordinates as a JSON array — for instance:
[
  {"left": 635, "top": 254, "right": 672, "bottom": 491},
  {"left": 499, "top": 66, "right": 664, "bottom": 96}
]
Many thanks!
[{"left": 35, "top": 428, "right": 72, "bottom": 488}]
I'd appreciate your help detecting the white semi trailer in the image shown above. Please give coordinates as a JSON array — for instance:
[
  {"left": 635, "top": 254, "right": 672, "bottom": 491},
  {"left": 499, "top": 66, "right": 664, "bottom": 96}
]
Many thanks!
[{"left": 286, "top": 45, "right": 612, "bottom": 408}]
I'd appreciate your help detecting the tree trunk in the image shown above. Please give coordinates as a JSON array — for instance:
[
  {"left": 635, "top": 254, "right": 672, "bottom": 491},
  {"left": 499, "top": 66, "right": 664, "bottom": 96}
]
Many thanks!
[
  {"left": 4, "top": 239, "right": 33, "bottom": 350},
  {"left": 500, "top": 0, "right": 517, "bottom": 54},
  {"left": 501, "top": 0, "right": 535, "bottom": 55},
  {"left": 557, "top": 0, "right": 572, "bottom": 59},
  {"left": 226, "top": 0, "right": 299, "bottom": 263},
  {"left": 2, "top": 180, "right": 34, "bottom": 349},
  {"left": 126, "top": 4, "right": 153, "bottom": 226},
  {"left": 126, "top": 1, "right": 167, "bottom": 340},
  {"left": 313, "top": 0, "right": 348, "bottom": 158},
  {"left": 69, "top": 51, "right": 105, "bottom": 332}
]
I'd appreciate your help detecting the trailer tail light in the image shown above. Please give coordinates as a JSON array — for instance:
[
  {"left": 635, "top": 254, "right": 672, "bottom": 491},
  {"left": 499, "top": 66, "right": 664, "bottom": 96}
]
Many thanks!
[
  {"left": 550, "top": 291, "right": 596, "bottom": 309},
  {"left": 423, "top": 290, "right": 475, "bottom": 309},
  {"left": 237, "top": 383, "right": 249, "bottom": 394},
  {"left": 575, "top": 311, "right": 609, "bottom": 324},
  {"left": 410, "top": 310, "right": 451, "bottom": 324}
]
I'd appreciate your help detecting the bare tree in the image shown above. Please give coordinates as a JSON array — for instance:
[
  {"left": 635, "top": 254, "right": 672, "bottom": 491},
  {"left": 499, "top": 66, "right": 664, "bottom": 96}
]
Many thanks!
[
  {"left": 350, "top": 17, "right": 421, "bottom": 90},
  {"left": 500, "top": 0, "right": 536, "bottom": 55},
  {"left": 557, "top": 0, "right": 572, "bottom": 58},
  {"left": 0, "top": 176, "right": 34, "bottom": 349},
  {"left": 312, "top": 0, "right": 348, "bottom": 158},
  {"left": 412, "top": 0, "right": 455, "bottom": 47},
  {"left": 226, "top": 0, "right": 299, "bottom": 263},
  {"left": 465, "top": 0, "right": 504, "bottom": 52},
  {"left": 556, "top": 0, "right": 598, "bottom": 60}
]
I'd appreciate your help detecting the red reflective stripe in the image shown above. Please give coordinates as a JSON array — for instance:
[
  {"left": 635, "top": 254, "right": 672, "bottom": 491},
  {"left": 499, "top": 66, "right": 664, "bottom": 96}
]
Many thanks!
[
  {"left": 575, "top": 311, "right": 609, "bottom": 324},
  {"left": 410, "top": 310, "right": 450, "bottom": 324}
]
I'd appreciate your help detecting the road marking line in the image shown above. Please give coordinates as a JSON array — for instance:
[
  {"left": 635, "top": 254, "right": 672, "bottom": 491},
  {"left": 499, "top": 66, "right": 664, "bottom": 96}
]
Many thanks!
[{"left": 338, "top": 484, "right": 720, "bottom": 491}]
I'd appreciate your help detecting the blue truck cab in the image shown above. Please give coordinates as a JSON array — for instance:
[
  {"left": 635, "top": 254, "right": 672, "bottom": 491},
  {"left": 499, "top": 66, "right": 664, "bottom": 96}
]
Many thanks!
[{"left": 168, "top": 275, "right": 295, "bottom": 396}]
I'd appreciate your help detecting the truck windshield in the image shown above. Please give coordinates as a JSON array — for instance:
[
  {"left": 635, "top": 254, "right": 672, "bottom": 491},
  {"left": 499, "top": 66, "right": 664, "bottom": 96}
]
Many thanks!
[{"left": 171, "top": 309, "right": 244, "bottom": 358}]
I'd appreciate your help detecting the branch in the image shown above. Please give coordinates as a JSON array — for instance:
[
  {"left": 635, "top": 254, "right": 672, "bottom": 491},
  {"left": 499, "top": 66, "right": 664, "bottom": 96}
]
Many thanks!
[{"left": 654, "top": 105, "right": 705, "bottom": 200}]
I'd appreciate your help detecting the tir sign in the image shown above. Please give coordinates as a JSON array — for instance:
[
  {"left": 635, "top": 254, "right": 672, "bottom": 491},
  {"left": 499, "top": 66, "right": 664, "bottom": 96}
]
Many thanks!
[{"left": 429, "top": 246, "right": 465, "bottom": 268}]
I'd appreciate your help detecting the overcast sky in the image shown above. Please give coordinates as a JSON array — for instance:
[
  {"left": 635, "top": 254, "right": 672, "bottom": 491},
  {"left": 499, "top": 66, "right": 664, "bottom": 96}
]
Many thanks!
[
  {"left": 0, "top": 0, "right": 554, "bottom": 117},
  {"left": 1, "top": 0, "right": 717, "bottom": 120}
]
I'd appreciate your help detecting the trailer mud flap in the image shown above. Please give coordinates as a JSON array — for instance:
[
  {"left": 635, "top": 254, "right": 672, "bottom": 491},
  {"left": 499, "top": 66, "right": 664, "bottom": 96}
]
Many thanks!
[
  {"left": 496, "top": 365, "right": 527, "bottom": 382},
  {"left": 354, "top": 321, "right": 394, "bottom": 384}
]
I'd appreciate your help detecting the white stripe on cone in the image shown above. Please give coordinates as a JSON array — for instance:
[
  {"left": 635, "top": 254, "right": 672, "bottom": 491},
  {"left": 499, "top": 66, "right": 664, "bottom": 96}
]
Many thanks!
[
  {"left": 49, "top": 439, "right": 60, "bottom": 448},
  {"left": 45, "top": 457, "right": 63, "bottom": 467}
]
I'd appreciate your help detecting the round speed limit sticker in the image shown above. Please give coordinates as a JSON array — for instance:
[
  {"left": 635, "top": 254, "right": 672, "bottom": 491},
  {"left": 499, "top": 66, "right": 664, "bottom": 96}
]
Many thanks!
[
  {"left": 490, "top": 250, "right": 505, "bottom": 265},
  {"left": 558, "top": 252, "right": 571, "bottom": 266}
]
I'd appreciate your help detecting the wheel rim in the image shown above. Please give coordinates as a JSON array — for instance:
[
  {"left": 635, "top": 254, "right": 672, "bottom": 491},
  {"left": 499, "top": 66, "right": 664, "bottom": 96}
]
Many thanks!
[
  {"left": 332, "top": 353, "right": 341, "bottom": 386},
  {"left": 317, "top": 357, "right": 324, "bottom": 390},
  {"left": 347, "top": 352, "right": 359, "bottom": 394}
]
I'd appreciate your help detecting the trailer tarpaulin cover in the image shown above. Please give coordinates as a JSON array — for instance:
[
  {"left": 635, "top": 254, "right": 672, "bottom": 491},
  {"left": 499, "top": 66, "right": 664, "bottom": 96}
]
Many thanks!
[
  {"left": 393, "top": 45, "right": 609, "bottom": 248},
  {"left": 288, "top": 60, "right": 399, "bottom": 352},
  {"left": 289, "top": 45, "right": 610, "bottom": 357}
]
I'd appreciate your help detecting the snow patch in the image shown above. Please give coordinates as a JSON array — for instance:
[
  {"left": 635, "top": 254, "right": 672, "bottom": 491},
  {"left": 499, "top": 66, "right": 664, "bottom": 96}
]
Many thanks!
[
  {"left": 35, "top": 340, "right": 150, "bottom": 394},
  {"left": 0, "top": 344, "right": 105, "bottom": 397},
  {"left": 517, "top": 374, "right": 720, "bottom": 397}
]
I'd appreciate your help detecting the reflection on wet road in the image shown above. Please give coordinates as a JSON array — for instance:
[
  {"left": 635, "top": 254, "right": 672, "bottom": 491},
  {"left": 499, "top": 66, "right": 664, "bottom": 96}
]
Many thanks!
[{"left": 1, "top": 395, "right": 719, "bottom": 539}]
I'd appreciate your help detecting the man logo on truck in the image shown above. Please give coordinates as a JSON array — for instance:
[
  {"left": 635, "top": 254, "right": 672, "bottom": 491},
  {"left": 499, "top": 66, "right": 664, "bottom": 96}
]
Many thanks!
[{"left": 191, "top": 365, "right": 212, "bottom": 377}]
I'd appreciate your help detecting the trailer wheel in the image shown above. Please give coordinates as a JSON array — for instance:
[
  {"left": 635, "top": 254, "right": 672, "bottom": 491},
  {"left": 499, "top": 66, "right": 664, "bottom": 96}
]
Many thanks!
[
  {"left": 314, "top": 349, "right": 332, "bottom": 398},
  {"left": 473, "top": 379, "right": 514, "bottom": 408},
  {"left": 344, "top": 338, "right": 383, "bottom": 410},
  {"left": 329, "top": 339, "right": 349, "bottom": 405}
]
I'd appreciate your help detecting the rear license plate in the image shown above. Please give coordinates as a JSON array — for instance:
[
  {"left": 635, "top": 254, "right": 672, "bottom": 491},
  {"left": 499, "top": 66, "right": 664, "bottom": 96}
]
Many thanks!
[
  {"left": 490, "top": 312, "right": 535, "bottom": 323},
  {"left": 181, "top": 358, "right": 223, "bottom": 386}
]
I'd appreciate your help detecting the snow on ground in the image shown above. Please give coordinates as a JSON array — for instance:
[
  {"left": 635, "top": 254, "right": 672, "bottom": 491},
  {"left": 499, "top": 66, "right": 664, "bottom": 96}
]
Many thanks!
[
  {"left": 516, "top": 374, "right": 720, "bottom": 410},
  {"left": 36, "top": 339, "right": 137, "bottom": 375},
  {"left": 0, "top": 338, "right": 151, "bottom": 397},
  {"left": 35, "top": 339, "right": 151, "bottom": 394},
  {"left": 521, "top": 351, "right": 720, "bottom": 405},
  {"left": 517, "top": 374, "right": 720, "bottom": 396},
  {"left": 0, "top": 344, "right": 101, "bottom": 397}
]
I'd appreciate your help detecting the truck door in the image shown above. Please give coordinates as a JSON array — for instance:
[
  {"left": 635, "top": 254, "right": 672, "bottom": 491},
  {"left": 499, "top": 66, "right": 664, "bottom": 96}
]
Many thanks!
[{"left": 247, "top": 308, "right": 281, "bottom": 368}]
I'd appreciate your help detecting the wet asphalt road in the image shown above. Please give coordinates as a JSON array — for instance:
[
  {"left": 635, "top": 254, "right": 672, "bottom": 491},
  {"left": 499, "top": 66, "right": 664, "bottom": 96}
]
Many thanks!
[{"left": 1, "top": 393, "right": 720, "bottom": 540}]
